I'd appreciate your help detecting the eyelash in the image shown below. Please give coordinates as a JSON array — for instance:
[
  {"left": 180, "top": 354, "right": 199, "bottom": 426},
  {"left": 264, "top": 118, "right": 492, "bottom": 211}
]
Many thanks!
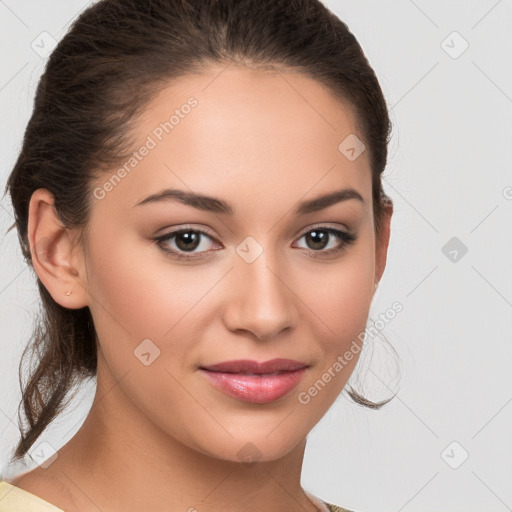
[{"left": 153, "top": 224, "right": 357, "bottom": 261}]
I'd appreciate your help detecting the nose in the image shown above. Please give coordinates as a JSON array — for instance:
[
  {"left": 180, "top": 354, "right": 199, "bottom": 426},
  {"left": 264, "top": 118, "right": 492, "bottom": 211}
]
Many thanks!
[{"left": 222, "top": 251, "right": 299, "bottom": 341}]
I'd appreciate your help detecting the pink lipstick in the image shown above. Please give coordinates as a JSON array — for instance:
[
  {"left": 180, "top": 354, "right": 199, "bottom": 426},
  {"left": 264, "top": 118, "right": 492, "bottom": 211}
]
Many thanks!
[{"left": 199, "top": 358, "right": 308, "bottom": 404}]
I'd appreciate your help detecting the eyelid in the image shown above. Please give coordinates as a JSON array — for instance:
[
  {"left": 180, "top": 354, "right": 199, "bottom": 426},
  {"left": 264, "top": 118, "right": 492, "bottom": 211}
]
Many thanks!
[
  {"left": 155, "top": 224, "right": 219, "bottom": 242},
  {"left": 296, "top": 222, "right": 349, "bottom": 237}
]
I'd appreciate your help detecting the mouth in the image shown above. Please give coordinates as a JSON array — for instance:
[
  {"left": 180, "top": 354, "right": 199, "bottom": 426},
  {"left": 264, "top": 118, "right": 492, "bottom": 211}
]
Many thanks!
[{"left": 199, "top": 359, "right": 308, "bottom": 404}]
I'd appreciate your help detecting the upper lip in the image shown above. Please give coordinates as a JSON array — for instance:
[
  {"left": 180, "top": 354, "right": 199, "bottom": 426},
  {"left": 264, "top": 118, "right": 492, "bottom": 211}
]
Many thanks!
[{"left": 200, "top": 358, "right": 307, "bottom": 374}]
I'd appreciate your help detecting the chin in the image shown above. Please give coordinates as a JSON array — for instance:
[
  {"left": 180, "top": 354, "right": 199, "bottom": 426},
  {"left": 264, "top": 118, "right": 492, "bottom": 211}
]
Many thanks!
[{"left": 190, "top": 431, "right": 305, "bottom": 465}]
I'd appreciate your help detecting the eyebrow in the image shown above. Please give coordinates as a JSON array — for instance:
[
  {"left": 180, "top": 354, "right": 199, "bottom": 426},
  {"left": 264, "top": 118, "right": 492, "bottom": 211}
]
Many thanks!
[{"left": 133, "top": 187, "right": 364, "bottom": 215}]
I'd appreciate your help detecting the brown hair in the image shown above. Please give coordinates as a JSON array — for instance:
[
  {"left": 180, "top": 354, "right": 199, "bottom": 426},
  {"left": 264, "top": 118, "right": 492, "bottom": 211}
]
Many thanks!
[{"left": 4, "top": 0, "right": 397, "bottom": 463}]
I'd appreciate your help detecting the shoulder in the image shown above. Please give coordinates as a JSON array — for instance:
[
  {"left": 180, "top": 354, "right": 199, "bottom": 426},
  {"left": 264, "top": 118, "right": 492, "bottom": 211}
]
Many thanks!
[
  {"left": 1, "top": 469, "right": 73, "bottom": 512},
  {"left": 0, "top": 480, "right": 65, "bottom": 511}
]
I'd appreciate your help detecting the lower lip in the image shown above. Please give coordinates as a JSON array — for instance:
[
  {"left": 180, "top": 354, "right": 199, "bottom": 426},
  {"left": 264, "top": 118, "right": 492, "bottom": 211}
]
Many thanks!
[{"left": 199, "top": 368, "right": 307, "bottom": 404}]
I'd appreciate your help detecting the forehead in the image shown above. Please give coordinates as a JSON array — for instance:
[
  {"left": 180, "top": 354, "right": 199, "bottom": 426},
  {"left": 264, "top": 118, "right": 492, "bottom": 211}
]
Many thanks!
[{"left": 91, "top": 64, "right": 371, "bottom": 220}]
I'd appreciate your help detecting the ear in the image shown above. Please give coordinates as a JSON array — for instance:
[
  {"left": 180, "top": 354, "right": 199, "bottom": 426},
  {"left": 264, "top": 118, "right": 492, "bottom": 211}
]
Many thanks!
[
  {"left": 27, "top": 188, "right": 89, "bottom": 309},
  {"left": 374, "top": 198, "right": 393, "bottom": 290}
]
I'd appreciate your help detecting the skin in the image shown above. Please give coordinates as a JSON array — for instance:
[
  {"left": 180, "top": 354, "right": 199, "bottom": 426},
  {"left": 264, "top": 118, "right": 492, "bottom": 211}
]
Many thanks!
[{"left": 12, "top": 63, "right": 392, "bottom": 512}]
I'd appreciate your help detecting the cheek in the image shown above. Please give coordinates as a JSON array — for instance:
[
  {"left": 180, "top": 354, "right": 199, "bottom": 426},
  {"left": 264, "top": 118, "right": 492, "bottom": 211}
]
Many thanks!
[
  {"left": 83, "top": 227, "right": 227, "bottom": 377},
  {"left": 306, "top": 233, "right": 375, "bottom": 350},
  {"left": 82, "top": 232, "right": 211, "bottom": 440},
  {"left": 84, "top": 226, "right": 200, "bottom": 337},
  {"left": 285, "top": 244, "right": 376, "bottom": 435}
]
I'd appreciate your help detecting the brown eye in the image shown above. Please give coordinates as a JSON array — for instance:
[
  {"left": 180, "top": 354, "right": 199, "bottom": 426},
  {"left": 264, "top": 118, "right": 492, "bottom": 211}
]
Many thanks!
[
  {"left": 154, "top": 225, "right": 357, "bottom": 262},
  {"left": 174, "top": 230, "right": 202, "bottom": 252},
  {"left": 294, "top": 227, "right": 357, "bottom": 256},
  {"left": 304, "top": 229, "right": 330, "bottom": 250},
  {"left": 154, "top": 227, "right": 220, "bottom": 260}
]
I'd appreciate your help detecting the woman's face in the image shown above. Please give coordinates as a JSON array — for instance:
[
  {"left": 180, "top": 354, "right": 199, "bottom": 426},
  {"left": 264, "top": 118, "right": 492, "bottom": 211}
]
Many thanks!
[{"left": 79, "top": 64, "right": 391, "bottom": 462}]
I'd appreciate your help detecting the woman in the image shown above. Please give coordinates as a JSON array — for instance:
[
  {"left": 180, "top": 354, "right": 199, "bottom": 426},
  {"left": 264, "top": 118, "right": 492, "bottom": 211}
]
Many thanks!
[{"left": 0, "top": 0, "right": 395, "bottom": 510}]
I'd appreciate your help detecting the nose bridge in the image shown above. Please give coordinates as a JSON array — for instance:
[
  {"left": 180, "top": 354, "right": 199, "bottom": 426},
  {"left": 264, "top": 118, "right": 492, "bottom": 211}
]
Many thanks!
[{"left": 224, "top": 237, "right": 297, "bottom": 339}]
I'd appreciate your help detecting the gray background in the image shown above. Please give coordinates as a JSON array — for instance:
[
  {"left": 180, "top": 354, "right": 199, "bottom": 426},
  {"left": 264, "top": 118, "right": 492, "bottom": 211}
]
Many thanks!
[{"left": 1, "top": 1, "right": 511, "bottom": 511}]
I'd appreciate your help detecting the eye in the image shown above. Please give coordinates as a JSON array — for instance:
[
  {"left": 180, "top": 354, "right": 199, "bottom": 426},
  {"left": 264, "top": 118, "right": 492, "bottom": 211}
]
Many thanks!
[
  {"left": 154, "top": 226, "right": 221, "bottom": 261},
  {"left": 293, "top": 225, "right": 357, "bottom": 257},
  {"left": 153, "top": 224, "right": 357, "bottom": 261}
]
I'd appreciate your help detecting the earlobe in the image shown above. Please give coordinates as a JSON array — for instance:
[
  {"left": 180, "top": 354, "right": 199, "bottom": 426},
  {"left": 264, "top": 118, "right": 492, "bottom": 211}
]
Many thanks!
[{"left": 27, "top": 188, "right": 89, "bottom": 309}]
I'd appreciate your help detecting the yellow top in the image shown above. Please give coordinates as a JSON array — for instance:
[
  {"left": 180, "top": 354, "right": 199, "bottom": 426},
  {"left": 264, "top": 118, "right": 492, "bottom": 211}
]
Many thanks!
[
  {"left": 0, "top": 480, "right": 352, "bottom": 512},
  {"left": 0, "top": 481, "right": 64, "bottom": 511}
]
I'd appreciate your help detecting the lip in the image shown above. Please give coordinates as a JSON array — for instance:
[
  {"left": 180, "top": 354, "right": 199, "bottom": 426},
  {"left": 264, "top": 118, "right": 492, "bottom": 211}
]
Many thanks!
[{"left": 199, "top": 358, "right": 308, "bottom": 404}]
